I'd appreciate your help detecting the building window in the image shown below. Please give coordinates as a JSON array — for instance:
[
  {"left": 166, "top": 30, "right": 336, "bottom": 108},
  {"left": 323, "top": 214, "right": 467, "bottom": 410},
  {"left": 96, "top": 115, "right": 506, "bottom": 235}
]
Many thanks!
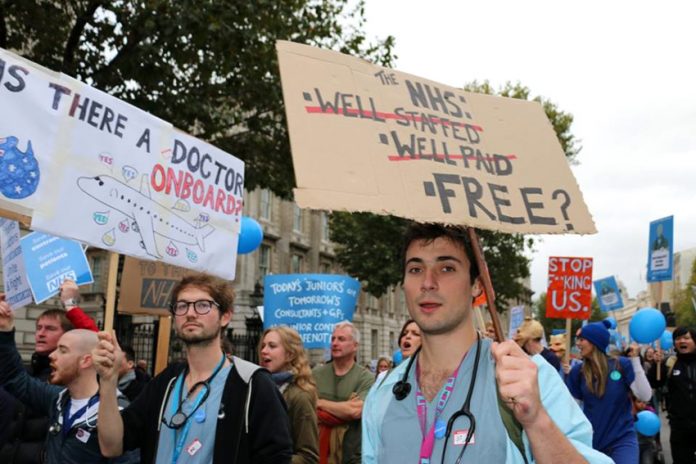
[
  {"left": 259, "top": 244, "right": 271, "bottom": 276},
  {"left": 259, "top": 189, "right": 271, "bottom": 220},
  {"left": 320, "top": 261, "right": 331, "bottom": 274},
  {"left": 371, "top": 329, "right": 379, "bottom": 359},
  {"left": 321, "top": 212, "right": 330, "bottom": 241},
  {"left": 389, "top": 331, "right": 395, "bottom": 351},
  {"left": 291, "top": 253, "right": 304, "bottom": 274},
  {"left": 293, "top": 205, "right": 303, "bottom": 232},
  {"left": 89, "top": 254, "right": 104, "bottom": 292}
]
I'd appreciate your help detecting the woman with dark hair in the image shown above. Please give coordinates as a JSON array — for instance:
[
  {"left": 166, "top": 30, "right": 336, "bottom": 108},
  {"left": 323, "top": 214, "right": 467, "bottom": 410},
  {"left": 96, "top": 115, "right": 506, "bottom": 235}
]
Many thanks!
[
  {"left": 259, "top": 326, "right": 319, "bottom": 464},
  {"left": 566, "top": 320, "right": 652, "bottom": 462},
  {"left": 397, "top": 319, "right": 421, "bottom": 360}
]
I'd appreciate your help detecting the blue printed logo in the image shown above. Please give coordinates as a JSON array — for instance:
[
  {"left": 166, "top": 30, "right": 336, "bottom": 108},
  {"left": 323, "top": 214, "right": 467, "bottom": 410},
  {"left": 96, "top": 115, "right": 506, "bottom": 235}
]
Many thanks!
[{"left": 0, "top": 136, "right": 40, "bottom": 199}]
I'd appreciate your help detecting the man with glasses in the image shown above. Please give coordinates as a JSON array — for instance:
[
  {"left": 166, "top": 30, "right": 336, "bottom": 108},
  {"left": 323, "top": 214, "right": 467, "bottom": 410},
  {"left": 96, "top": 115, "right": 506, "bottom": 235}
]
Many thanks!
[{"left": 92, "top": 273, "right": 292, "bottom": 463}]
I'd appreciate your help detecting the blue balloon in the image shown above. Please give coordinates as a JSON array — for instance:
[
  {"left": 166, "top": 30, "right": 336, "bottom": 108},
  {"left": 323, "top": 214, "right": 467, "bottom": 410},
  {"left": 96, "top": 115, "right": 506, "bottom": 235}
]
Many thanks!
[
  {"left": 659, "top": 330, "right": 673, "bottom": 350},
  {"left": 604, "top": 317, "right": 617, "bottom": 330},
  {"left": 237, "top": 216, "right": 263, "bottom": 254},
  {"left": 392, "top": 349, "right": 403, "bottom": 366},
  {"left": 635, "top": 410, "right": 661, "bottom": 436},
  {"left": 629, "top": 308, "right": 666, "bottom": 344}
]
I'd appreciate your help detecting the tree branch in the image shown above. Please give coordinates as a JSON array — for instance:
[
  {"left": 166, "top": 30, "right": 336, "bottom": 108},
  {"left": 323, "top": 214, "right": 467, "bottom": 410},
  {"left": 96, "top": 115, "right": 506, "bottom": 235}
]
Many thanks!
[
  {"left": 0, "top": 3, "right": 7, "bottom": 48},
  {"left": 62, "top": 0, "right": 104, "bottom": 75}
]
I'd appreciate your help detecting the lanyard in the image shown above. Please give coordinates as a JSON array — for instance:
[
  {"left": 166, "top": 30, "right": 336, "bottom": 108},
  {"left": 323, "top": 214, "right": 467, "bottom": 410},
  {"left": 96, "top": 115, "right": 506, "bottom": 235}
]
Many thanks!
[
  {"left": 415, "top": 354, "right": 467, "bottom": 464},
  {"left": 169, "top": 355, "right": 226, "bottom": 464},
  {"left": 62, "top": 394, "right": 99, "bottom": 437}
]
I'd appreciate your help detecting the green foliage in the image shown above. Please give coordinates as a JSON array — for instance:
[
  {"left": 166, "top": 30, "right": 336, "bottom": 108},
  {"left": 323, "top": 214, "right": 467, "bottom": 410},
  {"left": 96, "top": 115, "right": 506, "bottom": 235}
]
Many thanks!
[
  {"left": 463, "top": 81, "right": 581, "bottom": 163},
  {"left": 330, "top": 82, "right": 579, "bottom": 305},
  {"left": 673, "top": 259, "right": 696, "bottom": 326},
  {"left": 1, "top": 0, "right": 395, "bottom": 198},
  {"left": 534, "top": 292, "right": 604, "bottom": 339}
]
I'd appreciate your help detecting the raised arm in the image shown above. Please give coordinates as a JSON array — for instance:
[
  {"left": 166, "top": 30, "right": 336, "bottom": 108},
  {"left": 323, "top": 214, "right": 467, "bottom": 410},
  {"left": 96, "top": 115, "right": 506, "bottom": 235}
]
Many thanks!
[
  {"left": 92, "top": 330, "right": 125, "bottom": 457},
  {"left": 60, "top": 280, "right": 98, "bottom": 332}
]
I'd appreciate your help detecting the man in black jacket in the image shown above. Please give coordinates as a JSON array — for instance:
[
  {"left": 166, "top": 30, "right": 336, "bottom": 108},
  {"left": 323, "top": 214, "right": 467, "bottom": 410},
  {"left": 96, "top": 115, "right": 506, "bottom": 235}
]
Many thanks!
[
  {"left": 648, "top": 326, "right": 696, "bottom": 464},
  {"left": 93, "top": 273, "right": 293, "bottom": 463}
]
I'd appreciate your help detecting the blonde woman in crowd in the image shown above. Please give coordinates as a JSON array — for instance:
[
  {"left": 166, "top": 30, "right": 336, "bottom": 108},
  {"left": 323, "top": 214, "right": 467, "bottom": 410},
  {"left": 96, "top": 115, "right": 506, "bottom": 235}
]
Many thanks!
[{"left": 259, "top": 326, "right": 319, "bottom": 464}]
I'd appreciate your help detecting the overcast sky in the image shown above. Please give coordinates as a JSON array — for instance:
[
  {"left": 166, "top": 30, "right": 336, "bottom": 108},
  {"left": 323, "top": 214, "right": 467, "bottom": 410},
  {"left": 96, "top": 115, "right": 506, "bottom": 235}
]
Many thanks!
[{"left": 364, "top": 0, "right": 696, "bottom": 300}]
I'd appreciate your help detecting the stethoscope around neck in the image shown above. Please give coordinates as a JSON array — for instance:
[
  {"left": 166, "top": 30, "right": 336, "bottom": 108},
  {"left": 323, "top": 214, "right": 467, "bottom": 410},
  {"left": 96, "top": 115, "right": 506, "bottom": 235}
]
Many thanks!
[{"left": 392, "top": 333, "right": 482, "bottom": 464}]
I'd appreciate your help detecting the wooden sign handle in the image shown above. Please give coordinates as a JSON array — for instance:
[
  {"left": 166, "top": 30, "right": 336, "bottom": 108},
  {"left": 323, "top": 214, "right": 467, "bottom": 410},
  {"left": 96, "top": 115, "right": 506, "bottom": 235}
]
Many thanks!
[
  {"left": 467, "top": 228, "right": 505, "bottom": 342},
  {"left": 103, "top": 252, "right": 119, "bottom": 333}
]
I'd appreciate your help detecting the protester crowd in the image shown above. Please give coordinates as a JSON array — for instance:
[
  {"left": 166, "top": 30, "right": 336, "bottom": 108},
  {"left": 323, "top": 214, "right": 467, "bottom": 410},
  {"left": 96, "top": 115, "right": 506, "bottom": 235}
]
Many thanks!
[{"left": 0, "top": 224, "right": 694, "bottom": 463}]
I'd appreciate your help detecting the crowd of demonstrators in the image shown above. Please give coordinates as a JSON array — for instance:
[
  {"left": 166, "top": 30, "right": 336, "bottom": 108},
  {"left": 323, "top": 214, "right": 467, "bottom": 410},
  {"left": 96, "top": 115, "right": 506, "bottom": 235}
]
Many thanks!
[
  {"left": 93, "top": 273, "right": 293, "bottom": 463},
  {"left": 363, "top": 223, "right": 611, "bottom": 463},
  {"left": 313, "top": 321, "right": 374, "bottom": 464},
  {"left": 513, "top": 317, "right": 561, "bottom": 372},
  {"left": 0, "top": 297, "right": 132, "bottom": 463},
  {"left": 0, "top": 280, "right": 99, "bottom": 464},
  {"left": 565, "top": 320, "right": 652, "bottom": 462},
  {"left": 259, "top": 326, "right": 319, "bottom": 464},
  {"left": 647, "top": 326, "right": 696, "bottom": 463}
]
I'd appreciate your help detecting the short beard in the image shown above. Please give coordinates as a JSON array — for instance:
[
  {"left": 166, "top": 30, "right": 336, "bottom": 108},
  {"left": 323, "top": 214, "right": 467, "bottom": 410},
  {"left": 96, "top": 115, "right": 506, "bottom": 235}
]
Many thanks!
[{"left": 179, "top": 330, "right": 219, "bottom": 347}]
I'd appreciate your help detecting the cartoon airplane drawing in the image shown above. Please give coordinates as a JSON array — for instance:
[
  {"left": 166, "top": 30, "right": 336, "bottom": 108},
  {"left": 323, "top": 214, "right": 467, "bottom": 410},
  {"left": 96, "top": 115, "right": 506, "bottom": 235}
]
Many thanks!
[{"left": 77, "top": 174, "right": 214, "bottom": 258}]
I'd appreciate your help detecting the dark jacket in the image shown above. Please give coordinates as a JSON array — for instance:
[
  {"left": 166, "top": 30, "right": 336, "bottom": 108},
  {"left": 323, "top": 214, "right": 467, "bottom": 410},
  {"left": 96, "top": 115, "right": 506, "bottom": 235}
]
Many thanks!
[
  {"left": 0, "top": 330, "right": 130, "bottom": 464},
  {"left": 122, "top": 356, "right": 293, "bottom": 464},
  {"left": 118, "top": 370, "right": 149, "bottom": 403},
  {"left": 0, "top": 306, "right": 98, "bottom": 464},
  {"left": 648, "top": 351, "right": 696, "bottom": 430}
]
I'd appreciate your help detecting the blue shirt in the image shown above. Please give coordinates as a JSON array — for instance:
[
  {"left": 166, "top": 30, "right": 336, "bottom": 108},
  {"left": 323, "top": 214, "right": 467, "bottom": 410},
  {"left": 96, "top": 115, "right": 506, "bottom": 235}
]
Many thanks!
[
  {"left": 363, "top": 338, "right": 612, "bottom": 463},
  {"left": 566, "top": 356, "right": 635, "bottom": 452},
  {"left": 156, "top": 364, "right": 231, "bottom": 464}
]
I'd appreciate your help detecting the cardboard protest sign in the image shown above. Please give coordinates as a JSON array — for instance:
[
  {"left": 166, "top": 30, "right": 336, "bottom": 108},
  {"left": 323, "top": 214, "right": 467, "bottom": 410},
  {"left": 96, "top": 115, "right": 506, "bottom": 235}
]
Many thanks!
[
  {"left": 593, "top": 276, "right": 624, "bottom": 311},
  {"left": 118, "top": 256, "right": 191, "bottom": 316},
  {"left": 263, "top": 274, "right": 360, "bottom": 348},
  {"left": 19, "top": 231, "right": 93, "bottom": 304},
  {"left": 647, "top": 216, "right": 673, "bottom": 282},
  {"left": 0, "top": 47, "right": 244, "bottom": 280},
  {"left": 277, "top": 41, "right": 595, "bottom": 234},
  {"left": 0, "top": 219, "right": 33, "bottom": 309},
  {"left": 545, "top": 256, "right": 593, "bottom": 320}
]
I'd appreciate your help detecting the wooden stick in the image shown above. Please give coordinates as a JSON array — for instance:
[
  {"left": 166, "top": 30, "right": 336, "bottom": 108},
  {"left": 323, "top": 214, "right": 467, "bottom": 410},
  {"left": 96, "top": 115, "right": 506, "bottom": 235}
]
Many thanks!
[
  {"left": 103, "top": 252, "right": 120, "bottom": 333},
  {"left": 467, "top": 228, "right": 504, "bottom": 342},
  {"left": 0, "top": 207, "right": 31, "bottom": 228},
  {"left": 155, "top": 315, "right": 172, "bottom": 375},
  {"left": 564, "top": 318, "right": 572, "bottom": 365},
  {"left": 656, "top": 281, "right": 663, "bottom": 381}
]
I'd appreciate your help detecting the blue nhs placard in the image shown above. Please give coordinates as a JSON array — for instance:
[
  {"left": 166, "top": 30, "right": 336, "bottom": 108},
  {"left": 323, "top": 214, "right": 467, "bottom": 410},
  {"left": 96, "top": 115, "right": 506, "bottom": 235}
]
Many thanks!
[
  {"left": 263, "top": 274, "right": 360, "bottom": 349},
  {"left": 593, "top": 276, "right": 624, "bottom": 311},
  {"left": 647, "top": 216, "right": 673, "bottom": 282},
  {"left": 20, "top": 231, "right": 94, "bottom": 303}
]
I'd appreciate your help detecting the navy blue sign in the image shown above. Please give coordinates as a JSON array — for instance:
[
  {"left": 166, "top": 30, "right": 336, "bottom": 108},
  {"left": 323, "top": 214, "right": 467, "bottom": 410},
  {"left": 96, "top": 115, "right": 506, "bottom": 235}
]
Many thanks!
[
  {"left": 593, "top": 276, "right": 624, "bottom": 311},
  {"left": 20, "top": 231, "right": 93, "bottom": 303},
  {"left": 647, "top": 216, "right": 674, "bottom": 282},
  {"left": 263, "top": 274, "right": 360, "bottom": 349}
]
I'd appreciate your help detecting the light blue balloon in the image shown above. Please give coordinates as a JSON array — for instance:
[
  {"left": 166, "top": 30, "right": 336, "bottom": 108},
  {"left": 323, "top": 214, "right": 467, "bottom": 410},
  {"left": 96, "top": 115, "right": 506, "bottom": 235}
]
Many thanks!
[
  {"left": 237, "top": 216, "right": 264, "bottom": 254},
  {"left": 659, "top": 330, "right": 673, "bottom": 350},
  {"left": 629, "top": 308, "right": 666, "bottom": 344},
  {"left": 635, "top": 410, "right": 661, "bottom": 436},
  {"left": 392, "top": 349, "right": 403, "bottom": 366},
  {"left": 604, "top": 317, "right": 617, "bottom": 330}
]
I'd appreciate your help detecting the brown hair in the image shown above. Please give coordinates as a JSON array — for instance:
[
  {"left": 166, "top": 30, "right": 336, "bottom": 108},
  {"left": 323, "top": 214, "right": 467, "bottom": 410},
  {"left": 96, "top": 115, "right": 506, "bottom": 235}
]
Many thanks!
[
  {"left": 259, "top": 326, "right": 317, "bottom": 400},
  {"left": 581, "top": 345, "right": 609, "bottom": 397},
  {"left": 170, "top": 273, "right": 235, "bottom": 314},
  {"left": 37, "top": 309, "right": 74, "bottom": 332},
  {"left": 401, "top": 223, "right": 480, "bottom": 283}
]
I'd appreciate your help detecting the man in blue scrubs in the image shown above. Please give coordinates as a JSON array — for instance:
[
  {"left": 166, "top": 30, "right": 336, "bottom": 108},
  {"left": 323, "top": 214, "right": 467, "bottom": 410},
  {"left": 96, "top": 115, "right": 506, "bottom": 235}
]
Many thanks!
[{"left": 363, "top": 223, "right": 611, "bottom": 463}]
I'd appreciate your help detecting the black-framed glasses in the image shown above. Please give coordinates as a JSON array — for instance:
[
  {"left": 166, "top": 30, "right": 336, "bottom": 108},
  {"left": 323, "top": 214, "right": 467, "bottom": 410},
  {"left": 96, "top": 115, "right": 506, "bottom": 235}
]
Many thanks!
[{"left": 169, "top": 300, "right": 219, "bottom": 316}]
